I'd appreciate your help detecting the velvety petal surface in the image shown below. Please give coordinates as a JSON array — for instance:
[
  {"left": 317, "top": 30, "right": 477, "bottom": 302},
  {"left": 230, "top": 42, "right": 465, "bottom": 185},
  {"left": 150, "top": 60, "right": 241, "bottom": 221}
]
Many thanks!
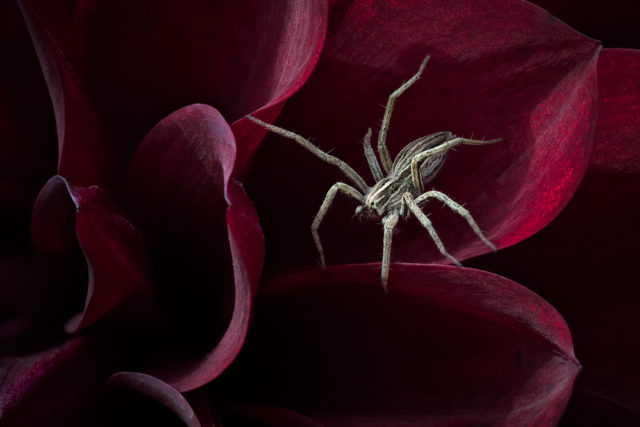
[
  {"left": 19, "top": 0, "right": 327, "bottom": 179},
  {"left": 125, "top": 104, "right": 264, "bottom": 391},
  {"left": 18, "top": 0, "right": 119, "bottom": 190},
  {"left": 108, "top": 372, "right": 202, "bottom": 427},
  {"left": 247, "top": 0, "right": 600, "bottom": 274},
  {"left": 0, "top": 337, "right": 114, "bottom": 427},
  {"left": 0, "top": 0, "right": 56, "bottom": 239},
  {"left": 217, "top": 264, "right": 580, "bottom": 426},
  {"left": 468, "top": 48, "right": 640, "bottom": 426},
  {"left": 30, "top": 175, "right": 151, "bottom": 333}
]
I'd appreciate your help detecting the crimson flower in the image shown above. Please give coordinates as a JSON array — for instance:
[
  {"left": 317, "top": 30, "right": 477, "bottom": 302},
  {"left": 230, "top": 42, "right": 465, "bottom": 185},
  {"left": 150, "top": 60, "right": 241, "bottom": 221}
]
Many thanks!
[{"left": 0, "top": 0, "right": 637, "bottom": 426}]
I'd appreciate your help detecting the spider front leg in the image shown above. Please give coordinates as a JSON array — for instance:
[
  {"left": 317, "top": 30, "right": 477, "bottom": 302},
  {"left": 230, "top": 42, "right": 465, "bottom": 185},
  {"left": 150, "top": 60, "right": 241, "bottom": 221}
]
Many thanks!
[
  {"left": 402, "top": 192, "right": 462, "bottom": 266},
  {"left": 312, "top": 182, "right": 366, "bottom": 269},
  {"left": 415, "top": 190, "right": 496, "bottom": 252},
  {"left": 377, "top": 55, "right": 430, "bottom": 173}
]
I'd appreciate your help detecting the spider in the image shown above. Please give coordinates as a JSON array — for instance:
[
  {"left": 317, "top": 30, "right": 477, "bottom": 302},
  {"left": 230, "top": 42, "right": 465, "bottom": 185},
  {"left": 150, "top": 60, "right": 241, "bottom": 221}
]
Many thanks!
[{"left": 249, "top": 55, "right": 501, "bottom": 290}]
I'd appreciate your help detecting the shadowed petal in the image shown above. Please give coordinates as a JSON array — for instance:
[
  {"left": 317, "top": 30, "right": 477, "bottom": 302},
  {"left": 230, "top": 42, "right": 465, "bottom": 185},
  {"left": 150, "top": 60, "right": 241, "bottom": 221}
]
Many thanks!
[
  {"left": 125, "top": 104, "right": 264, "bottom": 391},
  {"left": 221, "top": 402, "right": 323, "bottom": 427},
  {"left": 247, "top": 0, "right": 600, "bottom": 273},
  {"left": 18, "top": 0, "right": 119, "bottom": 190},
  {"left": 469, "top": 48, "right": 640, "bottom": 425},
  {"left": 109, "top": 372, "right": 202, "bottom": 427},
  {"left": 0, "top": 337, "right": 112, "bottom": 426},
  {"left": 22, "top": 0, "right": 327, "bottom": 178},
  {"left": 219, "top": 264, "right": 580, "bottom": 426},
  {"left": 0, "top": 0, "right": 56, "bottom": 238},
  {"left": 30, "top": 175, "right": 152, "bottom": 333}
]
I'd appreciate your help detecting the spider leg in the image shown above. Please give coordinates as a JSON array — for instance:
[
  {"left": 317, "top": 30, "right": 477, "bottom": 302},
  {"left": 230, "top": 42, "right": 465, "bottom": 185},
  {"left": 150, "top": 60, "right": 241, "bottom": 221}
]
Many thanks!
[
  {"left": 415, "top": 190, "right": 496, "bottom": 252},
  {"left": 248, "top": 116, "right": 369, "bottom": 193},
  {"left": 410, "top": 137, "right": 502, "bottom": 192},
  {"left": 312, "top": 182, "right": 365, "bottom": 269},
  {"left": 381, "top": 212, "right": 399, "bottom": 291},
  {"left": 377, "top": 55, "right": 430, "bottom": 173},
  {"left": 403, "top": 192, "right": 462, "bottom": 266},
  {"left": 362, "top": 128, "right": 384, "bottom": 181}
]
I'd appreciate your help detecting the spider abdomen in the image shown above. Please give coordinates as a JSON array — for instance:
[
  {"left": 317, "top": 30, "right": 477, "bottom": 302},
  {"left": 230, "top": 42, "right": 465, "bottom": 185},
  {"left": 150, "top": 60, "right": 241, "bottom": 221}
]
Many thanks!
[{"left": 392, "top": 131, "right": 453, "bottom": 186}]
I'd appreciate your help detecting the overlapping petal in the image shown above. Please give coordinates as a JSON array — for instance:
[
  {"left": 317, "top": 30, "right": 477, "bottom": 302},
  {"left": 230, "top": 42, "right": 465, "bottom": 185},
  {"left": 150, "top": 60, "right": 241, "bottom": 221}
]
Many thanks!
[
  {"left": 0, "top": 0, "right": 56, "bottom": 238},
  {"left": 125, "top": 104, "right": 264, "bottom": 391},
  {"left": 18, "top": 0, "right": 327, "bottom": 181},
  {"left": 247, "top": 0, "right": 600, "bottom": 274},
  {"left": 469, "top": 48, "right": 640, "bottom": 425},
  {"left": 30, "top": 175, "right": 151, "bottom": 333},
  {"left": 19, "top": 0, "right": 119, "bottom": 190},
  {"left": 108, "top": 372, "right": 203, "bottom": 427},
  {"left": 215, "top": 264, "right": 580, "bottom": 426},
  {"left": 0, "top": 337, "right": 115, "bottom": 426}
]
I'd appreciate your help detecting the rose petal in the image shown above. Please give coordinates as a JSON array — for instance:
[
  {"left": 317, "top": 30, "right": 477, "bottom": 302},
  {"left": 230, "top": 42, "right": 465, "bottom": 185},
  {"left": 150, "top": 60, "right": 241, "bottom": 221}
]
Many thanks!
[
  {"left": 30, "top": 175, "right": 151, "bottom": 333},
  {"left": 23, "top": 0, "right": 327, "bottom": 177},
  {"left": 125, "top": 104, "right": 264, "bottom": 391},
  {"left": 590, "top": 48, "right": 640, "bottom": 172},
  {"left": 218, "top": 264, "right": 580, "bottom": 426},
  {"left": 247, "top": 0, "right": 599, "bottom": 274},
  {"left": 0, "top": 0, "right": 56, "bottom": 234},
  {"left": 18, "top": 0, "right": 119, "bottom": 190},
  {"left": 468, "top": 48, "right": 640, "bottom": 424},
  {"left": 108, "top": 372, "right": 201, "bottom": 427},
  {"left": 0, "top": 337, "right": 111, "bottom": 426}
]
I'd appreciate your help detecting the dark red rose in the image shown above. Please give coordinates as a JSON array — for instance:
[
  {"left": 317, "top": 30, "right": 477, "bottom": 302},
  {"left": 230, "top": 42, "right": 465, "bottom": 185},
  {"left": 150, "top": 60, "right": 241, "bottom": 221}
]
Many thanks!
[{"left": 1, "top": 0, "right": 637, "bottom": 426}]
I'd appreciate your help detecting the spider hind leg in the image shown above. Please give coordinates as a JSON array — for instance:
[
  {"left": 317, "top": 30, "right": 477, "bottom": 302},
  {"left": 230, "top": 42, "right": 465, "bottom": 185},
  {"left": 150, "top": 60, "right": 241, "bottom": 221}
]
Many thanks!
[{"left": 414, "top": 190, "right": 496, "bottom": 252}]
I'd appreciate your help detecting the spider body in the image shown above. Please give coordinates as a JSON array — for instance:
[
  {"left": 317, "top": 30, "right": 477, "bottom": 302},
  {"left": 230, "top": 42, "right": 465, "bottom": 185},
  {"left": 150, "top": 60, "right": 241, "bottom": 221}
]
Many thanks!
[
  {"left": 249, "top": 56, "right": 500, "bottom": 289},
  {"left": 358, "top": 131, "right": 453, "bottom": 218}
]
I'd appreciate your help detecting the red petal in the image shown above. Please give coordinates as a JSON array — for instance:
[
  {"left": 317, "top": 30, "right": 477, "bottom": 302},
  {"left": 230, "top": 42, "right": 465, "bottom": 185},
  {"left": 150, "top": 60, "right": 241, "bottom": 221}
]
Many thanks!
[
  {"left": 125, "top": 104, "right": 264, "bottom": 391},
  {"left": 108, "top": 372, "right": 202, "bottom": 427},
  {"left": 590, "top": 48, "right": 640, "bottom": 172},
  {"left": 468, "top": 48, "right": 640, "bottom": 424},
  {"left": 31, "top": 175, "right": 152, "bottom": 332},
  {"left": 18, "top": 0, "right": 119, "bottom": 190},
  {"left": 0, "top": 0, "right": 56, "bottom": 229},
  {"left": 219, "top": 264, "right": 580, "bottom": 426},
  {"left": 22, "top": 0, "right": 327, "bottom": 178},
  {"left": 247, "top": 0, "right": 600, "bottom": 273},
  {"left": 0, "top": 337, "right": 111, "bottom": 426}
]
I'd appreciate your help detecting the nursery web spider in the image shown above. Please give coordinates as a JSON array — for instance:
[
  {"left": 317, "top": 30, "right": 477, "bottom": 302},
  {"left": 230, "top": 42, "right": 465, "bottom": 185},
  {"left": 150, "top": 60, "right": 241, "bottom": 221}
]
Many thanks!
[{"left": 249, "top": 55, "right": 500, "bottom": 290}]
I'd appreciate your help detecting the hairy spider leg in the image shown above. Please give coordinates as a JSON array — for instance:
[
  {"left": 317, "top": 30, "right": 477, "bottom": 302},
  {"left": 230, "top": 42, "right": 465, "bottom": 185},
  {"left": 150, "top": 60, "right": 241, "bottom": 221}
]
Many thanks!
[
  {"left": 410, "top": 137, "right": 502, "bottom": 192},
  {"left": 403, "top": 192, "right": 462, "bottom": 267},
  {"left": 381, "top": 212, "right": 399, "bottom": 290},
  {"left": 312, "top": 182, "right": 365, "bottom": 269},
  {"left": 248, "top": 116, "right": 369, "bottom": 193},
  {"left": 415, "top": 190, "right": 496, "bottom": 252},
  {"left": 362, "top": 128, "right": 384, "bottom": 181},
  {"left": 377, "top": 55, "right": 431, "bottom": 173}
]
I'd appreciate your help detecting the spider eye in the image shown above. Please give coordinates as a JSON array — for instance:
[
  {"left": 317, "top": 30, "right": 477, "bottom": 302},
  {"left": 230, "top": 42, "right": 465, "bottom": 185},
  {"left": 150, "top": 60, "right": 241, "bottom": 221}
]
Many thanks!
[{"left": 355, "top": 206, "right": 364, "bottom": 216}]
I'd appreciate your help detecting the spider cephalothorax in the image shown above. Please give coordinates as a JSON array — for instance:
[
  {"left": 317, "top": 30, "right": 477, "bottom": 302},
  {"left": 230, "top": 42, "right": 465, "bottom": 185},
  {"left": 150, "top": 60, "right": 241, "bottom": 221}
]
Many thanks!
[{"left": 249, "top": 55, "right": 500, "bottom": 289}]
